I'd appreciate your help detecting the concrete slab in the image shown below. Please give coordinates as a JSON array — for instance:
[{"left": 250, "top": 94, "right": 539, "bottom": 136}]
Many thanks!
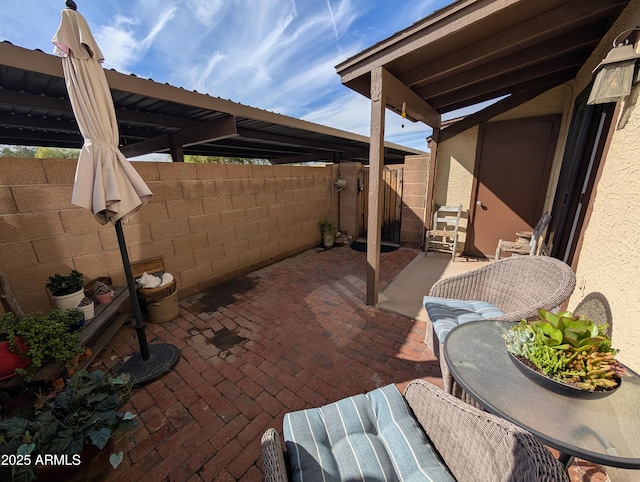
[{"left": 378, "top": 251, "right": 490, "bottom": 323}]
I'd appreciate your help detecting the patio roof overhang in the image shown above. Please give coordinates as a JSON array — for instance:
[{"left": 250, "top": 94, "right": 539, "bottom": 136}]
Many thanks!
[
  {"left": 334, "top": 0, "right": 630, "bottom": 305},
  {"left": 0, "top": 41, "right": 423, "bottom": 165},
  {"left": 336, "top": 0, "right": 629, "bottom": 140}
]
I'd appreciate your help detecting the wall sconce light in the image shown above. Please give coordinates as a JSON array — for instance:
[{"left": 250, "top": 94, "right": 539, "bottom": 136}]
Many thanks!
[
  {"left": 334, "top": 179, "right": 347, "bottom": 193},
  {"left": 588, "top": 28, "right": 640, "bottom": 105}
]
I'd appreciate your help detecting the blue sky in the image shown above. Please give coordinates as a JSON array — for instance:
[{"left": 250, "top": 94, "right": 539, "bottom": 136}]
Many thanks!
[{"left": 1, "top": 0, "right": 453, "bottom": 152}]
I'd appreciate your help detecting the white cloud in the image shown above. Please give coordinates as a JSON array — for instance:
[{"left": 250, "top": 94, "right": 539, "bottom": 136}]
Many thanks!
[
  {"left": 96, "top": 6, "right": 177, "bottom": 72},
  {"left": 0, "top": 0, "right": 446, "bottom": 152},
  {"left": 185, "top": 0, "right": 229, "bottom": 27},
  {"left": 302, "top": 91, "right": 429, "bottom": 151}
]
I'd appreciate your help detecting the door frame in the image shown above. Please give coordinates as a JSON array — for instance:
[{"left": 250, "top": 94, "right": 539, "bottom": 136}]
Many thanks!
[
  {"left": 466, "top": 115, "right": 560, "bottom": 257},
  {"left": 548, "top": 87, "right": 616, "bottom": 265}
]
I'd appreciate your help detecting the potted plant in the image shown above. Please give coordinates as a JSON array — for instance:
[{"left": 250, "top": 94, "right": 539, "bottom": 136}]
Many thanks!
[
  {"left": 0, "top": 313, "right": 29, "bottom": 381},
  {"left": 46, "top": 270, "right": 85, "bottom": 311},
  {"left": 3, "top": 309, "right": 85, "bottom": 381},
  {"left": 503, "top": 308, "right": 623, "bottom": 392},
  {"left": 0, "top": 369, "right": 138, "bottom": 482},
  {"left": 76, "top": 296, "right": 95, "bottom": 322},
  {"left": 93, "top": 281, "right": 113, "bottom": 305},
  {"left": 318, "top": 218, "right": 339, "bottom": 248}
]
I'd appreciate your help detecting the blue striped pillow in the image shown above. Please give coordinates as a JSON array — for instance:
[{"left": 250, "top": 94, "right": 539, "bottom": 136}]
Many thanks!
[
  {"left": 283, "top": 384, "right": 455, "bottom": 481},
  {"left": 423, "top": 296, "right": 505, "bottom": 342}
]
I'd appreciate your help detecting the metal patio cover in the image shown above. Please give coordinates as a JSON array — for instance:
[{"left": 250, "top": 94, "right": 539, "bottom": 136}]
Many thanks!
[{"left": 0, "top": 43, "right": 421, "bottom": 165}]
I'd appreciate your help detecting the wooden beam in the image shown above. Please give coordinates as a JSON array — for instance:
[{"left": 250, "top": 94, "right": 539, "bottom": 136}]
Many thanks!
[
  {"left": 336, "top": 0, "right": 522, "bottom": 84},
  {"left": 380, "top": 68, "right": 441, "bottom": 128},
  {"left": 399, "top": 0, "right": 613, "bottom": 88},
  {"left": 436, "top": 85, "right": 552, "bottom": 143}
]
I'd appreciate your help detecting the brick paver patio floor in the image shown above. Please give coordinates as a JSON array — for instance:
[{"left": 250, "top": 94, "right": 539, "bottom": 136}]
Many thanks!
[{"left": 95, "top": 245, "right": 608, "bottom": 482}]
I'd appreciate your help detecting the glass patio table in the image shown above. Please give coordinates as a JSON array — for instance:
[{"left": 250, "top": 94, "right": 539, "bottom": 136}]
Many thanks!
[{"left": 443, "top": 320, "right": 640, "bottom": 469}]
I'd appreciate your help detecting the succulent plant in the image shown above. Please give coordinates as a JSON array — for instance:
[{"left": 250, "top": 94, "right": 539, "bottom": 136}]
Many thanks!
[
  {"left": 93, "top": 281, "right": 113, "bottom": 295},
  {"left": 503, "top": 309, "right": 621, "bottom": 391},
  {"left": 77, "top": 296, "right": 93, "bottom": 307}
]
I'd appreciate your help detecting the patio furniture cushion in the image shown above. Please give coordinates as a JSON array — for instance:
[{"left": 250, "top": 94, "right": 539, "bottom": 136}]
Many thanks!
[
  {"left": 423, "top": 296, "right": 505, "bottom": 342},
  {"left": 282, "top": 384, "right": 455, "bottom": 482}
]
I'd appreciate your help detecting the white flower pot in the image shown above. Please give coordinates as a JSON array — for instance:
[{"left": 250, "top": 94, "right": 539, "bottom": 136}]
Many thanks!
[
  {"left": 51, "top": 288, "right": 85, "bottom": 311},
  {"left": 323, "top": 234, "right": 335, "bottom": 247},
  {"left": 77, "top": 300, "right": 95, "bottom": 321}
]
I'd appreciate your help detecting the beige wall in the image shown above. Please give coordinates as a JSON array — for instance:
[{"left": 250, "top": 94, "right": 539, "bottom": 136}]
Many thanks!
[
  {"left": 432, "top": 0, "right": 640, "bottom": 370},
  {"left": 563, "top": 0, "right": 640, "bottom": 370},
  {"left": 336, "top": 162, "right": 361, "bottom": 238},
  {"left": 401, "top": 155, "right": 430, "bottom": 248},
  {"left": 0, "top": 159, "right": 339, "bottom": 313},
  {"left": 436, "top": 87, "right": 569, "bottom": 254}
]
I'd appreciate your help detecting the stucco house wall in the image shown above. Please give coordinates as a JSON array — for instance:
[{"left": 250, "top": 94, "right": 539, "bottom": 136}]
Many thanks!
[
  {"left": 0, "top": 159, "right": 339, "bottom": 314},
  {"left": 432, "top": 0, "right": 640, "bottom": 370},
  {"left": 562, "top": 1, "right": 640, "bottom": 370},
  {"left": 434, "top": 87, "right": 568, "bottom": 254}
]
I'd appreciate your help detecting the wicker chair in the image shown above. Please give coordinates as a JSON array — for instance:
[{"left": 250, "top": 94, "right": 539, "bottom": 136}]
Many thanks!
[
  {"left": 261, "top": 380, "right": 569, "bottom": 482},
  {"left": 573, "top": 292, "right": 612, "bottom": 335},
  {"left": 423, "top": 256, "right": 576, "bottom": 399},
  {"left": 495, "top": 211, "right": 551, "bottom": 260}
]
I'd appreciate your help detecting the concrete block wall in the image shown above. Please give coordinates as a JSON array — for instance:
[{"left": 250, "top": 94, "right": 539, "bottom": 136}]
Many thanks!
[
  {"left": 0, "top": 158, "right": 338, "bottom": 313},
  {"left": 336, "top": 162, "right": 362, "bottom": 238},
  {"left": 400, "top": 155, "right": 429, "bottom": 248}
]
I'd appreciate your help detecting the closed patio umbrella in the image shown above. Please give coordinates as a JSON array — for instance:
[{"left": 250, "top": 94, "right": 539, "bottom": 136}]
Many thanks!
[{"left": 52, "top": 0, "right": 179, "bottom": 385}]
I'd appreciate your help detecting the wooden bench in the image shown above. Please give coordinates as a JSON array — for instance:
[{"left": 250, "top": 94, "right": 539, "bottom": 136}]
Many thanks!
[{"left": 0, "top": 286, "right": 131, "bottom": 393}]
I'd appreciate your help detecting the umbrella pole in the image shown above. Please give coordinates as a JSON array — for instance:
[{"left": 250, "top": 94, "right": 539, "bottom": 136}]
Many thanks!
[
  {"left": 113, "top": 219, "right": 180, "bottom": 386},
  {"left": 115, "top": 219, "right": 150, "bottom": 360}
]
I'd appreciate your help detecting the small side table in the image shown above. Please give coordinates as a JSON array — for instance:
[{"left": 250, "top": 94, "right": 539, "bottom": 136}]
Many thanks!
[{"left": 443, "top": 320, "right": 640, "bottom": 469}]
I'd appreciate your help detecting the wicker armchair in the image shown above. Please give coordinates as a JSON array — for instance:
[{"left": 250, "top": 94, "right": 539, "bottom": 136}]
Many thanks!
[
  {"left": 261, "top": 380, "right": 569, "bottom": 482},
  {"left": 424, "top": 255, "right": 576, "bottom": 399}
]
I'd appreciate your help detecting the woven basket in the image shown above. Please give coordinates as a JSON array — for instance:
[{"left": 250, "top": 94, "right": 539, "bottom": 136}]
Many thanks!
[{"left": 137, "top": 278, "right": 176, "bottom": 303}]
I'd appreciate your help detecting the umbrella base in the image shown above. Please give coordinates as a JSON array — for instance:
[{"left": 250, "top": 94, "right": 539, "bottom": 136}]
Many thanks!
[{"left": 112, "top": 343, "right": 180, "bottom": 387}]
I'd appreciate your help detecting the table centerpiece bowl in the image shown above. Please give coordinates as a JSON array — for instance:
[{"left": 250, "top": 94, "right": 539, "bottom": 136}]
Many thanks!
[{"left": 503, "top": 309, "right": 622, "bottom": 397}]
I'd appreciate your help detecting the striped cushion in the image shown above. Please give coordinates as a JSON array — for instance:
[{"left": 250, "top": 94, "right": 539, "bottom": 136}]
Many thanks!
[
  {"left": 423, "top": 296, "right": 505, "bottom": 342},
  {"left": 283, "top": 384, "right": 455, "bottom": 482}
]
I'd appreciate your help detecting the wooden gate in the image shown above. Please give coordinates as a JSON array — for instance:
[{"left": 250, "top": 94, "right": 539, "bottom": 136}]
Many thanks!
[{"left": 359, "top": 166, "right": 404, "bottom": 244}]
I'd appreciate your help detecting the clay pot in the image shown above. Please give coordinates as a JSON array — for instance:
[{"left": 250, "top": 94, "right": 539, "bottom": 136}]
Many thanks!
[{"left": 0, "top": 338, "right": 30, "bottom": 381}]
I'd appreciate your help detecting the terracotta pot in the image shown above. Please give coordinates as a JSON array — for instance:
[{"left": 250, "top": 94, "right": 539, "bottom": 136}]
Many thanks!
[
  {"left": 95, "top": 291, "right": 113, "bottom": 305},
  {"left": 0, "top": 338, "right": 30, "bottom": 381}
]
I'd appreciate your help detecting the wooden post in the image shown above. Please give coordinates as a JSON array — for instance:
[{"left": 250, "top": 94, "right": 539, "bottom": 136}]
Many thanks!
[
  {"left": 367, "top": 67, "right": 386, "bottom": 306},
  {"left": 0, "top": 268, "right": 25, "bottom": 318},
  {"left": 424, "top": 129, "right": 439, "bottom": 249},
  {"left": 365, "top": 67, "right": 441, "bottom": 304}
]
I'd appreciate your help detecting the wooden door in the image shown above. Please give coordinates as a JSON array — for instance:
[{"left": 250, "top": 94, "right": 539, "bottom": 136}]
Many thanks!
[
  {"left": 466, "top": 116, "right": 560, "bottom": 258},
  {"left": 359, "top": 166, "right": 403, "bottom": 244}
]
